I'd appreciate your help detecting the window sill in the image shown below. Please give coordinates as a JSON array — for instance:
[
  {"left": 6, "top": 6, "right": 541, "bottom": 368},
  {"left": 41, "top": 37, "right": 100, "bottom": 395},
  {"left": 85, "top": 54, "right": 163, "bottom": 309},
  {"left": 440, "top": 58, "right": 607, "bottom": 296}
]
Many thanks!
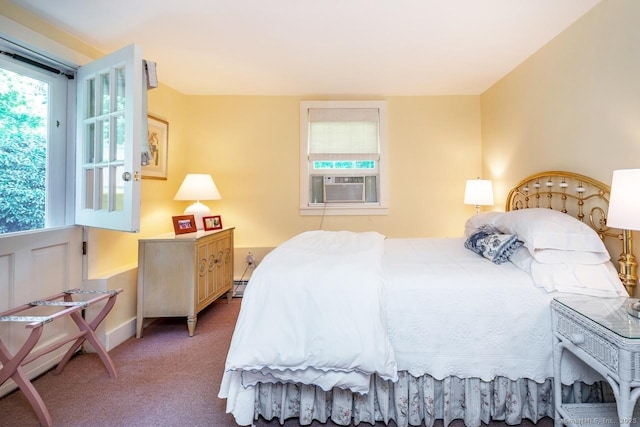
[{"left": 300, "top": 205, "right": 389, "bottom": 216}]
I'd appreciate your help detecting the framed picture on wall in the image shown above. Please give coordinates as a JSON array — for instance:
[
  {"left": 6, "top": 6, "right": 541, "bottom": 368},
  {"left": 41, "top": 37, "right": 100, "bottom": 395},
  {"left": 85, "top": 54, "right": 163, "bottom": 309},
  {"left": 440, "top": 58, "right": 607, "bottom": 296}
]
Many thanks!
[
  {"left": 143, "top": 115, "right": 169, "bottom": 179},
  {"left": 172, "top": 215, "right": 197, "bottom": 234},
  {"left": 203, "top": 215, "right": 223, "bottom": 231}
]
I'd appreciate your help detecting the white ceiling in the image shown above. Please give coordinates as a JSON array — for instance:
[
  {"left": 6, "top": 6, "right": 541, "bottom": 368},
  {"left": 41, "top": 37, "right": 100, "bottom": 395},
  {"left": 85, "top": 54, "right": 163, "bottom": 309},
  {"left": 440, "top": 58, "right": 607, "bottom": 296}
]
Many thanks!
[{"left": 10, "top": 0, "right": 600, "bottom": 96}]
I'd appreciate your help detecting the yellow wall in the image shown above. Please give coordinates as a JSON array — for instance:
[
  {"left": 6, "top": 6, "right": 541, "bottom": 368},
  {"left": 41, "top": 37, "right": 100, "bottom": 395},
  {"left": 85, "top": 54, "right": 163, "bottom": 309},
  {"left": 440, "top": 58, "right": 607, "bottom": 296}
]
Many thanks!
[
  {"left": 481, "top": 0, "right": 640, "bottom": 204},
  {"left": 182, "top": 95, "right": 481, "bottom": 246},
  {"left": 87, "top": 93, "right": 481, "bottom": 275}
]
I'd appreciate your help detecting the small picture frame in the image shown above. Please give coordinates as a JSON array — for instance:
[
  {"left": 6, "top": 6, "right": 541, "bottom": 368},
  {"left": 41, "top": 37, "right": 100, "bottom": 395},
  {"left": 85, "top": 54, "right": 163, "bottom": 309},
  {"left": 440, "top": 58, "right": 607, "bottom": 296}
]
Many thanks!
[
  {"left": 172, "top": 215, "right": 197, "bottom": 235},
  {"left": 203, "top": 215, "right": 223, "bottom": 231}
]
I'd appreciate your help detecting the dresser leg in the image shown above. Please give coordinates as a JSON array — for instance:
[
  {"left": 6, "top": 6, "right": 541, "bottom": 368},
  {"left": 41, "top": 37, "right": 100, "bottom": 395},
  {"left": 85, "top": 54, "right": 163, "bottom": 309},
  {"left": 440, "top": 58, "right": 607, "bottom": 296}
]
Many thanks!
[
  {"left": 187, "top": 315, "right": 197, "bottom": 337},
  {"left": 136, "top": 315, "right": 144, "bottom": 338}
]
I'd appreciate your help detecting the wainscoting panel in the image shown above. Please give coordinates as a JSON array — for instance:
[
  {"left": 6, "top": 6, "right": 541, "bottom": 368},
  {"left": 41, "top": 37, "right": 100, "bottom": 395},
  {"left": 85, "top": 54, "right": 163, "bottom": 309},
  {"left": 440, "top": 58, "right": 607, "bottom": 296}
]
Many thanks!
[{"left": 0, "top": 226, "right": 83, "bottom": 397}]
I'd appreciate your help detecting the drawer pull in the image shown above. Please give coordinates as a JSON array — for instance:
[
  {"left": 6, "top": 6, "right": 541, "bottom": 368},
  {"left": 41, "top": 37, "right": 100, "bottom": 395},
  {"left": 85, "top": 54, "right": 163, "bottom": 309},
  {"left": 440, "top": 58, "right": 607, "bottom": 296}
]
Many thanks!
[{"left": 570, "top": 334, "right": 585, "bottom": 345}]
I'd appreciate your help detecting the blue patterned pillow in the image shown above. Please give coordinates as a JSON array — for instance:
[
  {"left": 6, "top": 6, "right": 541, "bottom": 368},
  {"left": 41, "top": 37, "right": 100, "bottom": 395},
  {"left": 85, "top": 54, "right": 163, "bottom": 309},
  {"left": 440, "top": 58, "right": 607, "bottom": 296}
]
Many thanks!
[{"left": 465, "top": 226, "right": 523, "bottom": 264}]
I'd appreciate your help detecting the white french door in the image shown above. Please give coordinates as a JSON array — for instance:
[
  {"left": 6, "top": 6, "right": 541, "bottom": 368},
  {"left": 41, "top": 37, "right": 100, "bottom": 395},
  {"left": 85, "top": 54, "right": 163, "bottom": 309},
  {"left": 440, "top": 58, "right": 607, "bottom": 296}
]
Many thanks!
[{"left": 75, "top": 44, "right": 144, "bottom": 232}]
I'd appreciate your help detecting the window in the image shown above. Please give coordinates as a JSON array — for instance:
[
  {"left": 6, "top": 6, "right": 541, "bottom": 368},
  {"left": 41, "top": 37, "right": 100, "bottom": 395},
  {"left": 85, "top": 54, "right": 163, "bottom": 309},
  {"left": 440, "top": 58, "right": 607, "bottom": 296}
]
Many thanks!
[
  {"left": 0, "top": 48, "right": 71, "bottom": 234},
  {"left": 0, "top": 40, "right": 145, "bottom": 235},
  {"left": 299, "top": 100, "right": 388, "bottom": 215}
]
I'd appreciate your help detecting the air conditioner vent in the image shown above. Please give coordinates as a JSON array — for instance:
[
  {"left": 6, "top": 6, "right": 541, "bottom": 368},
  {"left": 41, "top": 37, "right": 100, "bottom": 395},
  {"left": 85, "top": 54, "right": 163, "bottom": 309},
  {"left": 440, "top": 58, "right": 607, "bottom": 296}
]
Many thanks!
[{"left": 323, "top": 176, "right": 365, "bottom": 203}]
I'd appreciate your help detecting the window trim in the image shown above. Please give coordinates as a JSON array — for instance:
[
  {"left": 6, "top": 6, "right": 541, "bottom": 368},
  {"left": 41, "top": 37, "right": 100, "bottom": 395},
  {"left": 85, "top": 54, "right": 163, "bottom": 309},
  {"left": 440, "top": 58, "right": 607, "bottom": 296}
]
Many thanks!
[{"left": 299, "top": 100, "right": 388, "bottom": 216}]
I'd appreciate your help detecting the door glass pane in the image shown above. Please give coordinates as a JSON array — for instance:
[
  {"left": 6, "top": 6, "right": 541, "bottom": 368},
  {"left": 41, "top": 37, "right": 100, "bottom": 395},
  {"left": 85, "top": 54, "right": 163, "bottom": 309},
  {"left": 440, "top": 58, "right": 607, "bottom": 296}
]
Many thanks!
[
  {"left": 116, "top": 66, "right": 125, "bottom": 112},
  {"left": 100, "top": 72, "right": 110, "bottom": 115},
  {"left": 86, "top": 77, "right": 95, "bottom": 118},
  {"left": 85, "top": 122, "right": 95, "bottom": 164},
  {"left": 98, "top": 167, "right": 108, "bottom": 210},
  {"left": 115, "top": 115, "right": 125, "bottom": 161},
  {"left": 0, "top": 67, "right": 48, "bottom": 233},
  {"left": 84, "top": 169, "right": 94, "bottom": 209},
  {"left": 100, "top": 118, "right": 110, "bottom": 163},
  {"left": 115, "top": 165, "right": 124, "bottom": 211}
]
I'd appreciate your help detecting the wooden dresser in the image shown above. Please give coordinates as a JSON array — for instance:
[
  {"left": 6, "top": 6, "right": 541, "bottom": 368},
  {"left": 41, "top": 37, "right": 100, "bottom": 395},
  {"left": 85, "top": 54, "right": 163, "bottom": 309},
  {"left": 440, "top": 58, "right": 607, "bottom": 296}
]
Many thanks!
[{"left": 136, "top": 228, "right": 234, "bottom": 337}]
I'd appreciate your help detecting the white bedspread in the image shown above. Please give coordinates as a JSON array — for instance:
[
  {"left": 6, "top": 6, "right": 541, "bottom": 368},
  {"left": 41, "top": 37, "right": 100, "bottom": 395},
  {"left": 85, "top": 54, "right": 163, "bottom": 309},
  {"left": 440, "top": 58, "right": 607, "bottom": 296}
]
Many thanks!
[
  {"left": 383, "top": 237, "right": 602, "bottom": 384},
  {"left": 220, "top": 233, "right": 617, "bottom": 425},
  {"left": 219, "top": 231, "right": 397, "bottom": 423}
]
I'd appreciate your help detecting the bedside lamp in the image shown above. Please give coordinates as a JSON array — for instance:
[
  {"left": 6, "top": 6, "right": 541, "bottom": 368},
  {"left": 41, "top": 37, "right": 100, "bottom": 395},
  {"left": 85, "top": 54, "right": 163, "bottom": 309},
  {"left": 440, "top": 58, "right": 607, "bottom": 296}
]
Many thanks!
[
  {"left": 606, "top": 169, "right": 639, "bottom": 298},
  {"left": 174, "top": 174, "right": 221, "bottom": 230},
  {"left": 464, "top": 178, "right": 494, "bottom": 214}
]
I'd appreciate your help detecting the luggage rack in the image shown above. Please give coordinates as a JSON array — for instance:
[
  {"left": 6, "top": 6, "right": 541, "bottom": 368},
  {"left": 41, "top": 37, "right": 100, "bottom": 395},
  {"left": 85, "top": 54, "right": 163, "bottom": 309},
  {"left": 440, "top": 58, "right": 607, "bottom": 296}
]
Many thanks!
[{"left": 0, "top": 288, "right": 123, "bottom": 426}]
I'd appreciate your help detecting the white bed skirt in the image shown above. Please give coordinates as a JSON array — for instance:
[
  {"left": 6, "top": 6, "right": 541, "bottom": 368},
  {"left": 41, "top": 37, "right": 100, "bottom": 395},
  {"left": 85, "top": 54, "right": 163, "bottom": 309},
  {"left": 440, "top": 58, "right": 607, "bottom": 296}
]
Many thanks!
[{"left": 251, "top": 371, "right": 607, "bottom": 427}]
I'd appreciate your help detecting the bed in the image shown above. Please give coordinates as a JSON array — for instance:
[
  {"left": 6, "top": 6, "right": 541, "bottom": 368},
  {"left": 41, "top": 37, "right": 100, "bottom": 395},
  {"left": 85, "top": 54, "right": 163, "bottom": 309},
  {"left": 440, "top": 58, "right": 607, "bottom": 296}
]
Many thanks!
[{"left": 219, "top": 171, "right": 636, "bottom": 427}]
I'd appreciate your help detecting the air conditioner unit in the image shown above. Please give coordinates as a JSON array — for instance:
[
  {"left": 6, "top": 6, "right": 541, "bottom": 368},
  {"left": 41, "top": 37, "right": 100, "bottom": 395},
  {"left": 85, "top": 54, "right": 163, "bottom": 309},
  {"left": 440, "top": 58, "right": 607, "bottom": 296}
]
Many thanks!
[{"left": 323, "top": 176, "right": 365, "bottom": 203}]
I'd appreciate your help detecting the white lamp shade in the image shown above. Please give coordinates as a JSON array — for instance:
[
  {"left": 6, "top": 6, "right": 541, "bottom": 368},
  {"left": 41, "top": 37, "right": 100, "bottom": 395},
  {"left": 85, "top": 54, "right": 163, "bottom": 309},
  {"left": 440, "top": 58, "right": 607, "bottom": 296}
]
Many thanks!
[
  {"left": 607, "top": 169, "right": 640, "bottom": 231},
  {"left": 464, "top": 179, "right": 494, "bottom": 206},
  {"left": 174, "top": 174, "right": 221, "bottom": 201}
]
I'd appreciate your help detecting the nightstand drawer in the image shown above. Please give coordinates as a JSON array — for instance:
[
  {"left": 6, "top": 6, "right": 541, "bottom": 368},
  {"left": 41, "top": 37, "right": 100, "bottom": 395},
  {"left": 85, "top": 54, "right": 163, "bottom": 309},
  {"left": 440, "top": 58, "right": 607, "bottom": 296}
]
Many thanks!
[{"left": 553, "top": 307, "right": 624, "bottom": 378}]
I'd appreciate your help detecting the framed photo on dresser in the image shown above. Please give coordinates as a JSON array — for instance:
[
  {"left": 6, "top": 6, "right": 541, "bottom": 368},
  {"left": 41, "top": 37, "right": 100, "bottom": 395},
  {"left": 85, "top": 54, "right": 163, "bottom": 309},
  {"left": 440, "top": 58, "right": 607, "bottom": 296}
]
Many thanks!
[
  {"left": 172, "top": 215, "right": 197, "bottom": 234},
  {"left": 203, "top": 215, "right": 222, "bottom": 231}
]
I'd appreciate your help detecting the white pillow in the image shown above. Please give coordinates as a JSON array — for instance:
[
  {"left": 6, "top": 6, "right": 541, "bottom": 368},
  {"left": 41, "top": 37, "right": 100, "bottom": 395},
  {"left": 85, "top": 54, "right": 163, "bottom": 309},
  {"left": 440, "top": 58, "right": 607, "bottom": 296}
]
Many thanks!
[
  {"left": 509, "top": 246, "right": 534, "bottom": 272},
  {"left": 530, "top": 248, "right": 609, "bottom": 264},
  {"left": 493, "top": 208, "right": 608, "bottom": 258},
  {"left": 509, "top": 247, "right": 626, "bottom": 297},
  {"left": 463, "top": 211, "right": 504, "bottom": 237}
]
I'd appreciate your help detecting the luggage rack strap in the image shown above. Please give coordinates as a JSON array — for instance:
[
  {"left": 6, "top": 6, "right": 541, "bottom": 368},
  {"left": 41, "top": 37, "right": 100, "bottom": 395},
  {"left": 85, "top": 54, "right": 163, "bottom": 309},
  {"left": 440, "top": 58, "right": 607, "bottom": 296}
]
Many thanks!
[
  {"left": 0, "top": 315, "right": 52, "bottom": 325},
  {"left": 65, "top": 288, "right": 121, "bottom": 296},
  {"left": 29, "top": 301, "right": 88, "bottom": 308}
]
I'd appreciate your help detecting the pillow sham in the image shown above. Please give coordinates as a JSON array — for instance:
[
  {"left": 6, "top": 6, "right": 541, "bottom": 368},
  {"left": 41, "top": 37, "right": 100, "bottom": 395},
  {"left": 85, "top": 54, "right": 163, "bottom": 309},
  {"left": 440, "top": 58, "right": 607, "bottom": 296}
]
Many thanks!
[
  {"left": 529, "top": 248, "right": 609, "bottom": 264},
  {"left": 509, "top": 247, "right": 625, "bottom": 297},
  {"left": 464, "top": 226, "right": 523, "bottom": 264},
  {"left": 463, "top": 211, "right": 504, "bottom": 237},
  {"left": 493, "top": 208, "right": 608, "bottom": 258}
]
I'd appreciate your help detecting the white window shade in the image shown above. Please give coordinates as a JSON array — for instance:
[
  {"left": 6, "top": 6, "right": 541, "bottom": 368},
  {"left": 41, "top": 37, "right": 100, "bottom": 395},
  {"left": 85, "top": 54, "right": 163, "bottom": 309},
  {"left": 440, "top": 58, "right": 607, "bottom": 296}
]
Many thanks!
[{"left": 308, "top": 108, "right": 379, "bottom": 155}]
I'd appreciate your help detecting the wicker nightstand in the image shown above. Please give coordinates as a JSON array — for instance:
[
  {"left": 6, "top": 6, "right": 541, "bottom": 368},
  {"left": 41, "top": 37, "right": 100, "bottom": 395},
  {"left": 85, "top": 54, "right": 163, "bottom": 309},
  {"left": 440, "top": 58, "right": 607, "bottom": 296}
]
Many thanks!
[{"left": 551, "top": 296, "right": 640, "bottom": 426}]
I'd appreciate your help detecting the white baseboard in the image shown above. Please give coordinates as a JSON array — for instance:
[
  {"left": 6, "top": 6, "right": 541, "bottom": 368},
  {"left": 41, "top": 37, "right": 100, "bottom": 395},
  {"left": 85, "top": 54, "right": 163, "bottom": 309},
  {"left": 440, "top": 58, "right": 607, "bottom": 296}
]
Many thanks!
[
  {"left": 83, "top": 317, "right": 136, "bottom": 353},
  {"left": 105, "top": 317, "right": 137, "bottom": 350}
]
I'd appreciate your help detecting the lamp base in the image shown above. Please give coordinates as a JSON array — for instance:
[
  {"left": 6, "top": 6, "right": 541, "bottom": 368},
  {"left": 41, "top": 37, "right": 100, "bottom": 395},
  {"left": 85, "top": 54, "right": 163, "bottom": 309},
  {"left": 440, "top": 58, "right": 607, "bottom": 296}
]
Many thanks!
[
  {"left": 184, "top": 202, "right": 210, "bottom": 230},
  {"left": 628, "top": 301, "right": 640, "bottom": 318}
]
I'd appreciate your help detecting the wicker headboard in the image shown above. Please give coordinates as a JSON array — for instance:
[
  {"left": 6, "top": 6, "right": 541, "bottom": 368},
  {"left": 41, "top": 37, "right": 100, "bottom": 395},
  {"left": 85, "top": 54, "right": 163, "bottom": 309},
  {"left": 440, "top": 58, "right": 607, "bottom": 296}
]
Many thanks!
[{"left": 505, "top": 170, "right": 637, "bottom": 296}]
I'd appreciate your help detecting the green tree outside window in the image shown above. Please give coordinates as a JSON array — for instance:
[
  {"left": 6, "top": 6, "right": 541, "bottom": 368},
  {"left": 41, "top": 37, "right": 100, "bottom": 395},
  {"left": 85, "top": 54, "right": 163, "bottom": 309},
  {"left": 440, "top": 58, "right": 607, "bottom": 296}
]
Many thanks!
[{"left": 0, "top": 68, "right": 47, "bottom": 233}]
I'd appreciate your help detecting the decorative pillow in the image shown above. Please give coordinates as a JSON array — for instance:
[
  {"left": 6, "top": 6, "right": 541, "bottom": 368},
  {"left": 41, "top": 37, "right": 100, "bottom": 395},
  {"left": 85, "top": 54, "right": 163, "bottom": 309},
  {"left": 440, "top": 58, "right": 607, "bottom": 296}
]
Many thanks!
[
  {"left": 509, "top": 247, "right": 626, "bottom": 297},
  {"left": 463, "top": 211, "right": 504, "bottom": 237},
  {"left": 492, "top": 208, "right": 608, "bottom": 260},
  {"left": 464, "top": 226, "right": 523, "bottom": 264}
]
